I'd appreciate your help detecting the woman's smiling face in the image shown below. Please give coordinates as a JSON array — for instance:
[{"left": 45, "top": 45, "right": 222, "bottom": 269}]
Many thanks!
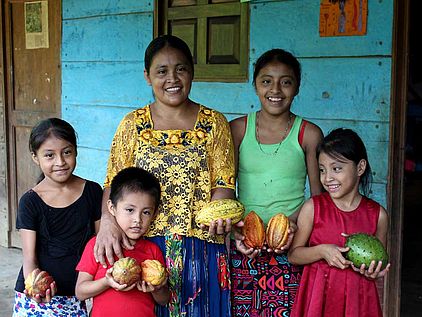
[{"left": 144, "top": 46, "right": 193, "bottom": 108}]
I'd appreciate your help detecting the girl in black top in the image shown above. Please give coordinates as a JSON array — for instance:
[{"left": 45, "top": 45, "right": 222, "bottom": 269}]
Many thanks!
[{"left": 13, "top": 118, "right": 102, "bottom": 317}]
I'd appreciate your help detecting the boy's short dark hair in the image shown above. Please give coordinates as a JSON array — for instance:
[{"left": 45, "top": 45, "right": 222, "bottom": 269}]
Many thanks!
[{"left": 109, "top": 167, "right": 161, "bottom": 208}]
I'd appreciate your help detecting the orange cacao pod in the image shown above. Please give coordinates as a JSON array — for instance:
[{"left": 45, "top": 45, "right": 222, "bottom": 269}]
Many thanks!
[
  {"left": 112, "top": 257, "right": 142, "bottom": 286},
  {"left": 242, "top": 211, "right": 265, "bottom": 249},
  {"left": 141, "top": 259, "right": 167, "bottom": 286},
  {"left": 266, "top": 213, "right": 290, "bottom": 250},
  {"left": 24, "top": 268, "right": 54, "bottom": 297}
]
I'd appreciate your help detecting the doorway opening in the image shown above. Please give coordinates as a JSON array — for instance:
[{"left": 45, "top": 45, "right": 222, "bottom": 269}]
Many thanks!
[{"left": 400, "top": 0, "right": 422, "bottom": 315}]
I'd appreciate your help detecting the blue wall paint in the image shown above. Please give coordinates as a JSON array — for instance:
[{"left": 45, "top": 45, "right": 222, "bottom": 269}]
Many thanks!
[{"left": 62, "top": 0, "right": 393, "bottom": 207}]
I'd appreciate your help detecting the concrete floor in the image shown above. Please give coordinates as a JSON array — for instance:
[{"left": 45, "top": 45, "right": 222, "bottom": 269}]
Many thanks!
[{"left": 0, "top": 246, "right": 21, "bottom": 317}]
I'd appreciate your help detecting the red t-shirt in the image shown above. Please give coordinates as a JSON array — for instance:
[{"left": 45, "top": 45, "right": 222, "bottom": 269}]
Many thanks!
[{"left": 76, "top": 237, "right": 165, "bottom": 317}]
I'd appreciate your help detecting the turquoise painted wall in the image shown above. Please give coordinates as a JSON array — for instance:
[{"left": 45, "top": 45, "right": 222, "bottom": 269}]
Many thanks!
[{"left": 62, "top": 0, "right": 393, "bottom": 207}]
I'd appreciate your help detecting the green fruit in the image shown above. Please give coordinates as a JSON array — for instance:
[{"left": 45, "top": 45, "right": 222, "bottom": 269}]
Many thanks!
[{"left": 345, "top": 233, "right": 389, "bottom": 269}]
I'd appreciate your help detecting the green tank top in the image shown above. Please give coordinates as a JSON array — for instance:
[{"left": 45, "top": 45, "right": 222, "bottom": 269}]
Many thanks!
[{"left": 238, "top": 112, "right": 306, "bottom": 224}]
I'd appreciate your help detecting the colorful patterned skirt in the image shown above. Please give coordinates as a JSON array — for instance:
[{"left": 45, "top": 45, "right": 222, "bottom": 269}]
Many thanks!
[
  {"left": 13, "top": 291, "right": 88, "bottom": 317},
  {"left": 147, "top": 235, "right": 231, "bottom": 317},
  {"left": 230, "top": 241, "right": 302, "bottom": 317}
]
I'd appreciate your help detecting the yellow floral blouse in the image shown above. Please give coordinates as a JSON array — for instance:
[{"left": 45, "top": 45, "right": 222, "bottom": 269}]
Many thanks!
[{"left": 104, "top": 105, "right": 235, "bottom": 244}]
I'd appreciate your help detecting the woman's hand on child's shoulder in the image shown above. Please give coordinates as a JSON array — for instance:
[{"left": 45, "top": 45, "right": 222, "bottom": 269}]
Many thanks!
[
  {"left": 351, "top": 261, "right": 391, "bottom": 279},
  {"left": 320, "top": 244, "right": 352, "bottom": 269}
]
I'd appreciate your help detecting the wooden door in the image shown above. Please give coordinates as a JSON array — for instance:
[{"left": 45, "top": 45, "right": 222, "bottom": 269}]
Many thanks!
[{"left": 3, "top": 0, "right": 61, "bottom": 247}]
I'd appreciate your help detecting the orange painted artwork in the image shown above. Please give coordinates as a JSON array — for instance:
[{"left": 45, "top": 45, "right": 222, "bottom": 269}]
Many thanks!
[{"left": 319, "top": 0, "right": 367, "bottom": 37}]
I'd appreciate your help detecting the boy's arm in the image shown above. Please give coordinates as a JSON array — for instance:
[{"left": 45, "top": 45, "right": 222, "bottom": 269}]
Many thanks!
[
  {"left": 151, "top": 283, "right": 170, "bottom": 306},
  {"left": 75, "top": 271, "right": 109, "bottom": 301}
]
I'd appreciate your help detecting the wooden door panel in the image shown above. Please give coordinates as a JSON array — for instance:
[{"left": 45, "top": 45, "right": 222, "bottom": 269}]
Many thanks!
[{"left": 5, "top": 0, "right": 61, "bottom": 248}]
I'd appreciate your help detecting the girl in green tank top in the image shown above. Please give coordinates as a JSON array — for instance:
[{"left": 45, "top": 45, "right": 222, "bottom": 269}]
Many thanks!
[{"left": 229, "top": 49, "right": 323, "bottom": 316}]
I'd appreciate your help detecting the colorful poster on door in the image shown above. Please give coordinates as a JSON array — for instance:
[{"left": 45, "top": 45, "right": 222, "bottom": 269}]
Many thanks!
[
  {"left": 319, "top": 0, "right": 367, "bottom": 37},
  {"left": 25, "top": 1, "right": 49, "bottom": 49}
]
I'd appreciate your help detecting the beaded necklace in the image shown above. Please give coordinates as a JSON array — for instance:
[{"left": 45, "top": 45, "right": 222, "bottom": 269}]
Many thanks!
[{"left": 255, "top": 111, "right": 293, "bottom": 155}]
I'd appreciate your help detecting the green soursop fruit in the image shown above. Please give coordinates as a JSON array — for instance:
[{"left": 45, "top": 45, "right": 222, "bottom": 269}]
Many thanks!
[{"left": 345, "top": 233, "right": 389, "bottom": 269}]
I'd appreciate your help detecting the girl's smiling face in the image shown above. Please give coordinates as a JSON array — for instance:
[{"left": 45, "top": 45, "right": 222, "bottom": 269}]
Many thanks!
[
  {"left": 318, "top": 151, "right": 366, "bottom": 201},
  {"left": 144, "top": 46, "right": 193, "bottom": 108},
  {"left": 32, "top": 135, "right": 76, "bottom": 185},
  {"left": 255, "top": 60, "right": 298, "bottom": 116},
  {"left": 108, "top": 191, "right": 156, "bottom": 243}
]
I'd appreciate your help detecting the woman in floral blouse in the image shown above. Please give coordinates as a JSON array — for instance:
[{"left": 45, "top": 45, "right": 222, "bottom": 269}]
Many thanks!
[{"left": 94, "top": 35, "right": 236, "bottom": 317}]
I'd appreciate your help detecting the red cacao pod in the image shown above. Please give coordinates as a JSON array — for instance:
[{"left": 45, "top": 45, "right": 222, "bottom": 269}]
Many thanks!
[
  {"left": 266, "top": 213, "right": 290, "bottom": 250},
  {"left": 112, "top": 257, "right": 142, "bottom": 286},
  {"left": 141, "top": 259, "right": 167, "bottom": 286},
  {"left": 24, "top": 268, "right": 54, "bottom": 297},
  {"left": 242, "top": 211, "right": 265, "bottom": 249}
]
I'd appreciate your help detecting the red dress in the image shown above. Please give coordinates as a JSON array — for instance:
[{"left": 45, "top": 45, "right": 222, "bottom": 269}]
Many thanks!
[{"left": 291, "top": 192, "right": 383, "bottom": 317}]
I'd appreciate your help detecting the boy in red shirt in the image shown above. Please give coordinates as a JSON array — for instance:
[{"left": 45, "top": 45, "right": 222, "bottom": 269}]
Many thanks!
[{"left": 76, "top": 167, "right": 169, "bottom": 317}]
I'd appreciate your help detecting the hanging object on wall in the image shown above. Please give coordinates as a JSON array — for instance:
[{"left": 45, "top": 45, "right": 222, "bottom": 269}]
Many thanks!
[
  {"left": 319, "top": 0, "right": 367, "bottom": 37},
  {"left": 25, "top": 1, "right": 49, "bottom": 49}
]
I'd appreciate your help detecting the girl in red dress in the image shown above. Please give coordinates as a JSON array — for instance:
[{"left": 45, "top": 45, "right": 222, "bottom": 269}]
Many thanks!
[{"left": 289, "top": 128, "right": 390, "bottom": 317}]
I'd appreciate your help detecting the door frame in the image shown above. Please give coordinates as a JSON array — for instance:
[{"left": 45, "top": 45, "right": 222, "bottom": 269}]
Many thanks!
[
  {"left": 386, "top": 0, "right": 409, "bottom": 316},
  {"left": 1, "top": 0, "right": 61, "bottom": 248},
  {"left": 0, "top": 0, "right": 10, "bottom": 247}
]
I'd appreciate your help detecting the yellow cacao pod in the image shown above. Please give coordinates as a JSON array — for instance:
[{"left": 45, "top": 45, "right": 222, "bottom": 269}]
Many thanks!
[
  {"left": 242, "top": 211, "right": 265, "bottom": 249},
  {"left": 112, "top": 257, "right": 142, "bottom": 286},
  {"left": 141, "top": 259, "right": 167, "bottom": 286},
  {"left": 195, "top": 199, "right": 245, "bottom": 227},
  {"left": 266, "top": 213, "right": 290, "bottom": 250}
]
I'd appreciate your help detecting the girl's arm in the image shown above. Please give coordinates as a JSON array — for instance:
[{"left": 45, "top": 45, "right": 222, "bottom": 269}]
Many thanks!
[
  {"left": 353, "top": 206, "right": 390, "bottom": 279},
  {"left": 20, "top": 229, "right": 38, "bottom": 278},
  {"left": 21, "top": 229, "right": 56, "bottom": 302},
  {"left": 288, "top": 200, "right": 350, "bottom": 268},
  {"left": 375, "top": 206, "right": 389, "bottom": 246},
  {"left": 288, "top": 200, "right": 317, "bottom": 264},
  {"left": 301, "top": 122, "right": 324, "bottom": 196}
]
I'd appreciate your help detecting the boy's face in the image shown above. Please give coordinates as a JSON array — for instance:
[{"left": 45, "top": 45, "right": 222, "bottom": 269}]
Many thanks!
[{"left": 108, "top": 191, "right": 156, "bottom": 243}]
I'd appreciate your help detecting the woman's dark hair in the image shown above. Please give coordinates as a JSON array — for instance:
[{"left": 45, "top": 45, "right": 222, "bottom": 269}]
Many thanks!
[
  {"left": 144, "top": 34, "right": 194, "bottom": 78},
  {"left": 253, "top": 48, "right": 301, "bottom": 90},
  {"left": 29, "top": 118, "right": 77, "bottom": 154},
  {"left": 317, "top": 128, "right": 373, "bottom": 196},
  {"left": 109, "top": 167, "right": 161, "bottom": 209}
]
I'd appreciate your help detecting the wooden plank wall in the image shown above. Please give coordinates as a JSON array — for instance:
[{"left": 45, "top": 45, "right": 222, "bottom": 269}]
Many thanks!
[
  {"left": 62, "top": 0, "right": 393, "bottom": 207},
  {"left": 62, "top": 0, "right": 154, "bottom": 184},
  {"left": 0, "top": 2, "right": 8, "bottom": 246}
]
